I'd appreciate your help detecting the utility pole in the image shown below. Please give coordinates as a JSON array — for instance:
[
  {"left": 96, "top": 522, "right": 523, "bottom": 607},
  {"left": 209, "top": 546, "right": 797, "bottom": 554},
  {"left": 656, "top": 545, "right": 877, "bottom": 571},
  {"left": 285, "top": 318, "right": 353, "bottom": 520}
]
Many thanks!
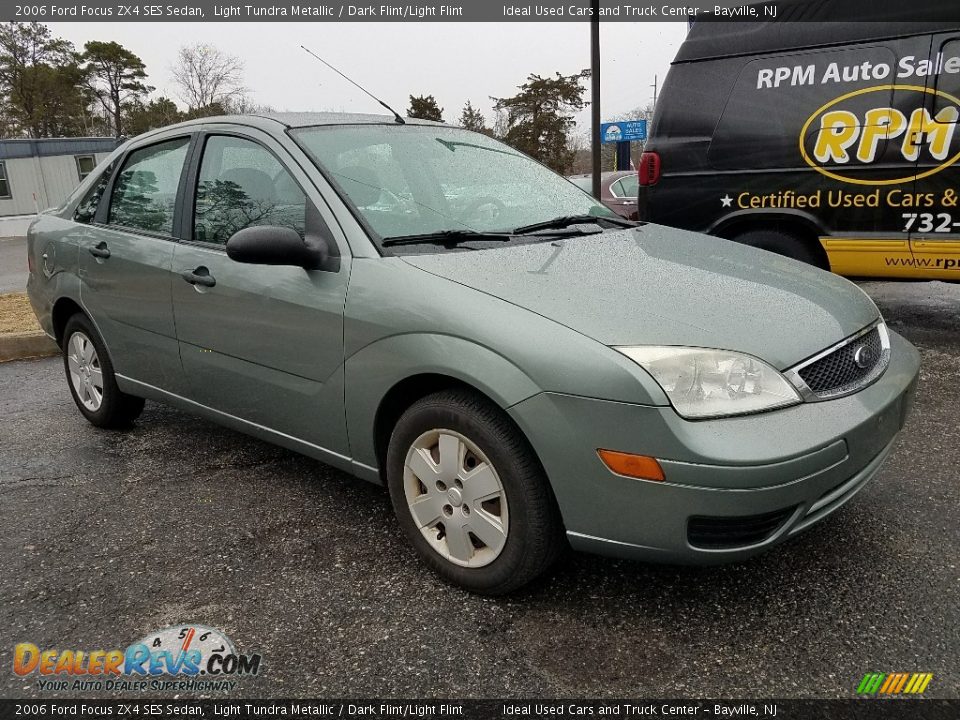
[
  {"left": 650, "top": 74, "right": 658, "bottom": 111},
  {"left": 590, "top": 0, "right": 601, "bottom": 201}
]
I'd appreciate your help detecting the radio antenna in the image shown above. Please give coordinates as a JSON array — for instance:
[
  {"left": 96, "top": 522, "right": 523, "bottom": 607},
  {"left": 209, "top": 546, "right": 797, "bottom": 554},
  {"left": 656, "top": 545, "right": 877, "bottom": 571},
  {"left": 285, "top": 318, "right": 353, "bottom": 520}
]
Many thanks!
[{"left": 301, "top": 45, "right": 405, "bottom": 124}]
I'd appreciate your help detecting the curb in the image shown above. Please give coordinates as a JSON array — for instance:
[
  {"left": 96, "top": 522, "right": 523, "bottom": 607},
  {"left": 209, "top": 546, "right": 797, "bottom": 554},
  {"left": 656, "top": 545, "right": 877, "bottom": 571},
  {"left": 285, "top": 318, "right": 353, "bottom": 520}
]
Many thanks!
[{"left": 0, "top": 331, "right": 60, "bottom": 363}]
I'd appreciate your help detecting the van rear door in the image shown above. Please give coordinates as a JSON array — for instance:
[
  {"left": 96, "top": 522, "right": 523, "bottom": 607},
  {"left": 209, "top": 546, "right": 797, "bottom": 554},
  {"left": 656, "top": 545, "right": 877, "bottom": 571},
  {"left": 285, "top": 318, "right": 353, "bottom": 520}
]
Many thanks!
[
  {"left": 788, "top": 38, "right": 932, "bottom": 277},
  {"left": 908, "top": 33, "right": 960, "bottom": 279},
  {"left": 700, "top": 38, "right": 934, "bottom": 276}
]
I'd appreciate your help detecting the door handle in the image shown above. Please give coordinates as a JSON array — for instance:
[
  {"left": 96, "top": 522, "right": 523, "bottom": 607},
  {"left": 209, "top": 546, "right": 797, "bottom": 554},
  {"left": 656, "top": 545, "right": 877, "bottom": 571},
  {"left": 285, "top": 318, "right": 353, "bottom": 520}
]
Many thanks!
[
  {"left": 181, "top": 267, "right": 216, "bottom": 288},
  {"left": 88, "top": 242, "right": 111, "bottom": 259}
]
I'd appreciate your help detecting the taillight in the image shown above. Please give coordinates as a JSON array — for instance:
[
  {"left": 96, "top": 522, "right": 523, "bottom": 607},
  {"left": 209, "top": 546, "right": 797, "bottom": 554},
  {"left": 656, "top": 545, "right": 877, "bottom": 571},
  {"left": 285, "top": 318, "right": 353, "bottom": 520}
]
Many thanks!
[{"left": 638, "top": 151, "right": 661, "bottom": 186}]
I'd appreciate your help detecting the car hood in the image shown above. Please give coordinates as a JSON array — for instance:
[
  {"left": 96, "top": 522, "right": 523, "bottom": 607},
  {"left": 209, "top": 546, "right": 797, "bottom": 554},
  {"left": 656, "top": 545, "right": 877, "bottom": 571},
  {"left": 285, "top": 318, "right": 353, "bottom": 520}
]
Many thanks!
[{"left": 400, "top": 225, "right": 880, "bottom": 369}]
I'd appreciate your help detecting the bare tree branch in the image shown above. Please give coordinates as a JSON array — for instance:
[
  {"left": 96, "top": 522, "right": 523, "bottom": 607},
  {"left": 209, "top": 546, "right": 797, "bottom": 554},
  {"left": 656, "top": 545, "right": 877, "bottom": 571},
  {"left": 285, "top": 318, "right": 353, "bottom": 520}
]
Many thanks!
[{"left": 170, "top": 43, "right": 245, "bottom": 110}]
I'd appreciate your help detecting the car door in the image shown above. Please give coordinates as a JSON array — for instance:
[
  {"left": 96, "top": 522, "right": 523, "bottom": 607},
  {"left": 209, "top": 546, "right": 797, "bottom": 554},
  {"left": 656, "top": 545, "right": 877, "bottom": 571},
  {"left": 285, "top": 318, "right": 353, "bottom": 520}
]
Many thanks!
[
  {"left": 171, "top": 129, "right": 351, "bottom": 457},
  {"left": 908, "top": 32, "right": 960, "bottom": 279},
  {"left": 78, "top": 134, "right": 192, "bottom": 393},
  {"left": 608, "top": 175, "right": 639, "bottom": 220}
]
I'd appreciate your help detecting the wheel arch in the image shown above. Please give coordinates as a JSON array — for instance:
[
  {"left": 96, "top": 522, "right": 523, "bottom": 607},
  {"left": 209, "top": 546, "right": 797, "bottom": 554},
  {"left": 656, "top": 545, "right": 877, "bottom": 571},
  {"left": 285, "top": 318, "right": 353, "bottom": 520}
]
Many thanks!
[
  {"left": 372, "top": 373, "right": 506, "bottom": 478},
  {"left": 709, "top": 210, "right": 831, "bottom": 270},
  {"left": 51, "top": 296, "right": 87, "bottom": 348},
  {"left": 344, "top": 333, "right": 544, "bottom": 478}
]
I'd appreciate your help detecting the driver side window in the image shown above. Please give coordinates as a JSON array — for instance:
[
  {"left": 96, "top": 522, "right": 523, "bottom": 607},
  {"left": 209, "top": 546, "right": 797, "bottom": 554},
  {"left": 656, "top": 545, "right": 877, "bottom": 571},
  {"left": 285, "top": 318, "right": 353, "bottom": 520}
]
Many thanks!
[{"left": 194, "top": 135, "right": 308, "bottom": 246}]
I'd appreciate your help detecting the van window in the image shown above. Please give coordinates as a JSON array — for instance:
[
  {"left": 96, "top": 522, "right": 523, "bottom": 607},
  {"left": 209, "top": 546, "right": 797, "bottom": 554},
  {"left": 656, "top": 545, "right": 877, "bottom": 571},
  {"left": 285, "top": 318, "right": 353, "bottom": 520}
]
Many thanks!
[
  {"left": 933, "top": 38, "right": 960, "bottom": 121},
  {"left": 708, "top": 46, "right": 897, "bottom": 170}
]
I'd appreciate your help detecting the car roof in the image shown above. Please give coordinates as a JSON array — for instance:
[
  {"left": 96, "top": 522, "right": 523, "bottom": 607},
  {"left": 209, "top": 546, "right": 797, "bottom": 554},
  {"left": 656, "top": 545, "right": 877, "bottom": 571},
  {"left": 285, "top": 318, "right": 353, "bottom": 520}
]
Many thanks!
[{"left": 127, "top": 111, "right": 450, "bottom": 143}]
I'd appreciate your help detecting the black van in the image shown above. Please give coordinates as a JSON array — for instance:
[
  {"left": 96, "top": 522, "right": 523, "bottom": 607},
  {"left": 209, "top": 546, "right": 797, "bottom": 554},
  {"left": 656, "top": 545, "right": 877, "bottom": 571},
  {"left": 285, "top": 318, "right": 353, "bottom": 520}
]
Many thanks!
[{"left": 639, "top": 16, "right": 960, "bottom": 280}]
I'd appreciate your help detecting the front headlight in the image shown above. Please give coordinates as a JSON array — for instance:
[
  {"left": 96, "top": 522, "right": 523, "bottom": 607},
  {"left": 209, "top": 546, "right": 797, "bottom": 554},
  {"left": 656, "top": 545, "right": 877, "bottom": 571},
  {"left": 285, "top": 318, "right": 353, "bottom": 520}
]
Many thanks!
[{"left": 615, "top": 346, "right": 802, "bottom": 419}]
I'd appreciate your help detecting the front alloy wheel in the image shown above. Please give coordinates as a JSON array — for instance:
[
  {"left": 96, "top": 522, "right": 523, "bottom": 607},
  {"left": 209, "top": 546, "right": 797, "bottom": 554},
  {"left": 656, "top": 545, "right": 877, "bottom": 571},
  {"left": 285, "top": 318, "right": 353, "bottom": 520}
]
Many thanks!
[{"left": 386, "top": 389, "right": 564, "bottom": 594}]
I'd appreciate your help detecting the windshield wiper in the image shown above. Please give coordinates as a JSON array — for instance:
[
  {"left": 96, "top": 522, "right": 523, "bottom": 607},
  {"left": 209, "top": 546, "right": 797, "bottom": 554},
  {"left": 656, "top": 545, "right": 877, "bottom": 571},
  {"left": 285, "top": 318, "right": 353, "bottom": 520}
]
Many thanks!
[
  {"left": 512, "top": 214, "right": 639, "bottom": 235},
  {"left": 381, "top": 229, "right": 513, "bottom": 247}
]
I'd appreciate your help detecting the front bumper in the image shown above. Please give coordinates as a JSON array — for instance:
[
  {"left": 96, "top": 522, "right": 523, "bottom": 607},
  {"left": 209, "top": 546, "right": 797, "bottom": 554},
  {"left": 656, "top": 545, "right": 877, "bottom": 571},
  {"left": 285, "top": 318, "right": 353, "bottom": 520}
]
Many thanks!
[{"left": 508, "top": 329, "right": 920, "bottom": 563}]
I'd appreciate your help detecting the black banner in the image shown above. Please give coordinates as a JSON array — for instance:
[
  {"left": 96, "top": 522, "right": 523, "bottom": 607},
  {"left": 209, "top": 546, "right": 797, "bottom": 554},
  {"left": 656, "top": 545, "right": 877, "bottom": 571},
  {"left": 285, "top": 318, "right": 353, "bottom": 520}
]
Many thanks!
[
  {"left": 2, "top": 0, "right": 960, "bottom": 23},
  {"left": 1, "top": 700, "right": 959, "bottom": 720}
]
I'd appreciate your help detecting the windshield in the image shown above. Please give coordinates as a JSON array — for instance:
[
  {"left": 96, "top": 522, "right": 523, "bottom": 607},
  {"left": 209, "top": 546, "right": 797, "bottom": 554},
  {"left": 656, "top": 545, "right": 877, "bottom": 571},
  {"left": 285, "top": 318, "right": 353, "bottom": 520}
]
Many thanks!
[{"left": 291, "top": 124, "right": 614, "bottom": 248}]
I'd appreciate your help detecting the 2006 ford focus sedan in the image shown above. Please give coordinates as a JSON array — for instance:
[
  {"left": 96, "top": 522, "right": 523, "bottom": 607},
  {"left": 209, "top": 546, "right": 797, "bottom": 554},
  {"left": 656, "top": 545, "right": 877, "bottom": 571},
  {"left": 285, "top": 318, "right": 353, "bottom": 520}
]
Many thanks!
[{"left": 27, "top": 113, "right": 919, "bottom": 594}]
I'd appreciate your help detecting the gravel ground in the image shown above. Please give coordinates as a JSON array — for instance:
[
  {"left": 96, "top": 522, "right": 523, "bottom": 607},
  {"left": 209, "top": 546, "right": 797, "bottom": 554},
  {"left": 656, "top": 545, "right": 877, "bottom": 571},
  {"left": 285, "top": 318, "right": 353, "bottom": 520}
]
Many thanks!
[
  {"left": 0, "top": 293, "right": 40, "bottom": 335},
  {"left": 0, "top": 280, "right": 957, "bottom": 700}
]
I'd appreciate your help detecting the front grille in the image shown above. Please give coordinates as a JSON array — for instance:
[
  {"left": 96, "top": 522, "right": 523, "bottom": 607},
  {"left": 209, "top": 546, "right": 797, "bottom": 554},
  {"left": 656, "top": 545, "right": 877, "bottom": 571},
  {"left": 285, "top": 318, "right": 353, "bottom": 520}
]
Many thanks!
[
  {"left": 790, "top": 324, "right": 889, "bottom": 400},
  {"left": 687, "top": 507, "right": 796, "bottom": 550}
]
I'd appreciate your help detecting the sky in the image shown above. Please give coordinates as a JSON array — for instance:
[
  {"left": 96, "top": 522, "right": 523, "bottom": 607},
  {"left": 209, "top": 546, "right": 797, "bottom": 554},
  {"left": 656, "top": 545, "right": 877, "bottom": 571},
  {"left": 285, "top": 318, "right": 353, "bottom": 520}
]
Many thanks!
[{"left": 47, "top": 22, "right": 688, "bottom": 134}]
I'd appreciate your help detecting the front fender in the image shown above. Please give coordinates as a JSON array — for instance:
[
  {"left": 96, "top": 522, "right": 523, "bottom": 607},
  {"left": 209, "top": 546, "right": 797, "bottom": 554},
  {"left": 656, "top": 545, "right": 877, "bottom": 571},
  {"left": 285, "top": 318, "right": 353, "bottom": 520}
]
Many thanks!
[{"left": 344, "top": 333, "right": 542, "bottom": 470}]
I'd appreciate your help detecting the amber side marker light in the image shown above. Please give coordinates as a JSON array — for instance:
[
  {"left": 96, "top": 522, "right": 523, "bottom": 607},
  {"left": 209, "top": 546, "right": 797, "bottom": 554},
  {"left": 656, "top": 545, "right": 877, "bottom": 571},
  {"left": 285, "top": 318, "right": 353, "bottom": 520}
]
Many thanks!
[{"left": 597, "top": 449, "right": 665, "bottom": 482}]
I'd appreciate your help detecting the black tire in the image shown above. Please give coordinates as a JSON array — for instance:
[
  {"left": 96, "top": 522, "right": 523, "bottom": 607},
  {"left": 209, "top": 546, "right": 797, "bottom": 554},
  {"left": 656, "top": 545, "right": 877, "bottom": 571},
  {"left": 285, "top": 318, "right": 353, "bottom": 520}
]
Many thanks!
[
  {"left": 386, "top": 389, "right": 564, "bottom": 595},
  {"left": 62, "top": 314, "right": 145, "bottom": 429},
  {"left": 734, "top": 228, "right": 822, "bottom": 266}
]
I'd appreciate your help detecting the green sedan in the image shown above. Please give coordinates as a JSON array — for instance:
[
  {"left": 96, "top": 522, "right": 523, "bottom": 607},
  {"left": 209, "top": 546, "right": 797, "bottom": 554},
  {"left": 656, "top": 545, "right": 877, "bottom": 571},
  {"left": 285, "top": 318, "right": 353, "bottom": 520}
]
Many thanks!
[{"left": 26, "top": 113, "right": 920, "bottom": 594}]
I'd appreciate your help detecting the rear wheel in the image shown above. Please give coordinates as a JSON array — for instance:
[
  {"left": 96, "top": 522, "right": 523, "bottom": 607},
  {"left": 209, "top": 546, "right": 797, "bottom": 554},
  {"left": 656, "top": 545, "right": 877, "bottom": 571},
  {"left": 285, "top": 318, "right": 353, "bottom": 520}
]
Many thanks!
[
  {"left": 733, "top": 228, "right": 822, "bottom": 267},
  {"left": 386, "top": 389, "right": 564, "bottom": 595},
  {"left": 62, "top": 314, "right": 145, "bottom": 429}
]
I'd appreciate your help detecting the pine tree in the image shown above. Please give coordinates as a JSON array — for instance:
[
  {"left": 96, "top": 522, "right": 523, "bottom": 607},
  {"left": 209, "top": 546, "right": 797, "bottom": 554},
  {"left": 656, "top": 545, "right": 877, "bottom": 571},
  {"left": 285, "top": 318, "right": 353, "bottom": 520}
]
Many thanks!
[
  {"left": 407, "top": 94, "right": 444, "bottom": 122},
  {"left": 459, "top": 100, "right": 487, "bottom": 133},
  {"left": 493, "top": 70, "right": 590, "bottom": 174}
]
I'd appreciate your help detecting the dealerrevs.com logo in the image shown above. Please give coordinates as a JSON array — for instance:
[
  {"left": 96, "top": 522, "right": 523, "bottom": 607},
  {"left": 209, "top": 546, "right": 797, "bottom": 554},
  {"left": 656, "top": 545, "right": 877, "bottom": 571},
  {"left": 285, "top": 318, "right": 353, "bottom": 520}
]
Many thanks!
[{"left": 13, "top": 624, "right": 262, "bottom": 692}]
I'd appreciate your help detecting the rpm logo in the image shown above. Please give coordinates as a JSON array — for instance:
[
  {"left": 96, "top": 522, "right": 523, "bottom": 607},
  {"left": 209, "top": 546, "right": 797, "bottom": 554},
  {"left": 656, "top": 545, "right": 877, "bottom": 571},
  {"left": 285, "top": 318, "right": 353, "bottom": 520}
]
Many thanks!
[{"left": 799, "top": 84, "right": 960, "bottom": 185}]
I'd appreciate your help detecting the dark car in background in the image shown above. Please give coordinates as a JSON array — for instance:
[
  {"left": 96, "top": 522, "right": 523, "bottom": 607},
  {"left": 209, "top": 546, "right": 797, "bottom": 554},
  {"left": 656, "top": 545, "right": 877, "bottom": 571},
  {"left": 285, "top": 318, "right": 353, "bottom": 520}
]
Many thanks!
[{"left": 569, "top": 171, "right": 639, "bottom": 220}]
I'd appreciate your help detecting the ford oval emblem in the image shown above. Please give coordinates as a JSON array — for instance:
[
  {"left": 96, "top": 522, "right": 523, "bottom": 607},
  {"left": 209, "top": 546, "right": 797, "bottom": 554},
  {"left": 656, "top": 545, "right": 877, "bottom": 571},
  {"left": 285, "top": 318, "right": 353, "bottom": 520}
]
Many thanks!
[{"left": 853, "top": 344, "right": 875, "bottom": 369}]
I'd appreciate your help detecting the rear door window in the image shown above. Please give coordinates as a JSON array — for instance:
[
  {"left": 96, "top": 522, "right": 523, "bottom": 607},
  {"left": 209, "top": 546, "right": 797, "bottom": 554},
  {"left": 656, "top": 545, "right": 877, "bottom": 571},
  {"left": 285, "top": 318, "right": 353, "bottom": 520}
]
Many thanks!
[
  {"left": 618, "top": 174, "right": 639, "bottom": 198},
  {"left": 74, "top": 161, "right": 115, "bottom": 224},
  {"left": 108, "top": 138, "right": 190, "bottom": 235}
]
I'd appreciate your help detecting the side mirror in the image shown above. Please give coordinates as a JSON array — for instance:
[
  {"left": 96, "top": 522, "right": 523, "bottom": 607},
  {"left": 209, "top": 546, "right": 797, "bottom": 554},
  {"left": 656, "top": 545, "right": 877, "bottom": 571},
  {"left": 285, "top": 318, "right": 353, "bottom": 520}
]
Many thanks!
[{"left": 226, "top": 225, "right": 331, "bottom": 270}]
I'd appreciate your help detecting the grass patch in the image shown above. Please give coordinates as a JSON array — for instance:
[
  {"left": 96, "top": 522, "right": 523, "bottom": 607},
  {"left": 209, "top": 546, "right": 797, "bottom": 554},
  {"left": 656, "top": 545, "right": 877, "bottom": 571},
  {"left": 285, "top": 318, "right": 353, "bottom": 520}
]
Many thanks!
[{"left": 0, "top": 293, "right": 41, "bottom": 335}]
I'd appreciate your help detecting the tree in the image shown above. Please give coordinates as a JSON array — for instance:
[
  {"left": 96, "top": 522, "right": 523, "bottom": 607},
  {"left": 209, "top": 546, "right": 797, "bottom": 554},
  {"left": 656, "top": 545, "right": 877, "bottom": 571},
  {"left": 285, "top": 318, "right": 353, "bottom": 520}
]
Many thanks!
[
  {"left": 124, "top": 96, "right": 182, "bottom": 136},
  {"left": 0, "top": 22, "right": 88, "bottom": 137},
  {"left": 407, "top": 94, "right": 443, "bottom": 122},
  {"left": 173, "top": 94, "right": 272, "bottom": 122},
  {"left": 0, "top": 98, "right": 15, "bottom": 137},
  {"left": 171, "top": 43, "right": 245, "bottom": 111},
  {"left": 222, "top": 93, "right": 273, "bottom": 115},
  {"left": 25, "top": 63, "right": 94, "bottom": 137},
  {"left": 82, "top": 40, "right": 152, "bottom": 137},
  {"left": 459, "top": 100, "right": 488, "bottom": 133},
  {"left": 493, "top": 70, "right": 591, "bottom": 174}
]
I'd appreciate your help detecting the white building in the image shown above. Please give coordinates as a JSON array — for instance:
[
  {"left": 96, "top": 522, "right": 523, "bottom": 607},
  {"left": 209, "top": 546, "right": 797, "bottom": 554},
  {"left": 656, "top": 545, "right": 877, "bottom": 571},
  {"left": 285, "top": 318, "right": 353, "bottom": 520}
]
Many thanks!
[{"left": 0, "top": 137, "right": 120, "bottom": 218}]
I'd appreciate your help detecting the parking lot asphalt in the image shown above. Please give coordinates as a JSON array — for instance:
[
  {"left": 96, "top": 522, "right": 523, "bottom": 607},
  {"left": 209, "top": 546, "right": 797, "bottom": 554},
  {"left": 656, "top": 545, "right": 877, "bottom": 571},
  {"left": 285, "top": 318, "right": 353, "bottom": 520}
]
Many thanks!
[
  {"left": 0, "top": 280, "right": 958, "bottom": 700},
  {"left": 0, "top": 237, "right": 28, "bottom": 294}
]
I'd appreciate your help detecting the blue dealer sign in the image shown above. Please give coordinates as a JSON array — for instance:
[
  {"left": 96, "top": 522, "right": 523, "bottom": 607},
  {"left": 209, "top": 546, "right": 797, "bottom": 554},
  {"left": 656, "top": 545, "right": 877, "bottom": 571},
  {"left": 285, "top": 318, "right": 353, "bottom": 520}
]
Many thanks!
[{"left": 600, "top": 120, "right": 647, "bottom": 144}]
